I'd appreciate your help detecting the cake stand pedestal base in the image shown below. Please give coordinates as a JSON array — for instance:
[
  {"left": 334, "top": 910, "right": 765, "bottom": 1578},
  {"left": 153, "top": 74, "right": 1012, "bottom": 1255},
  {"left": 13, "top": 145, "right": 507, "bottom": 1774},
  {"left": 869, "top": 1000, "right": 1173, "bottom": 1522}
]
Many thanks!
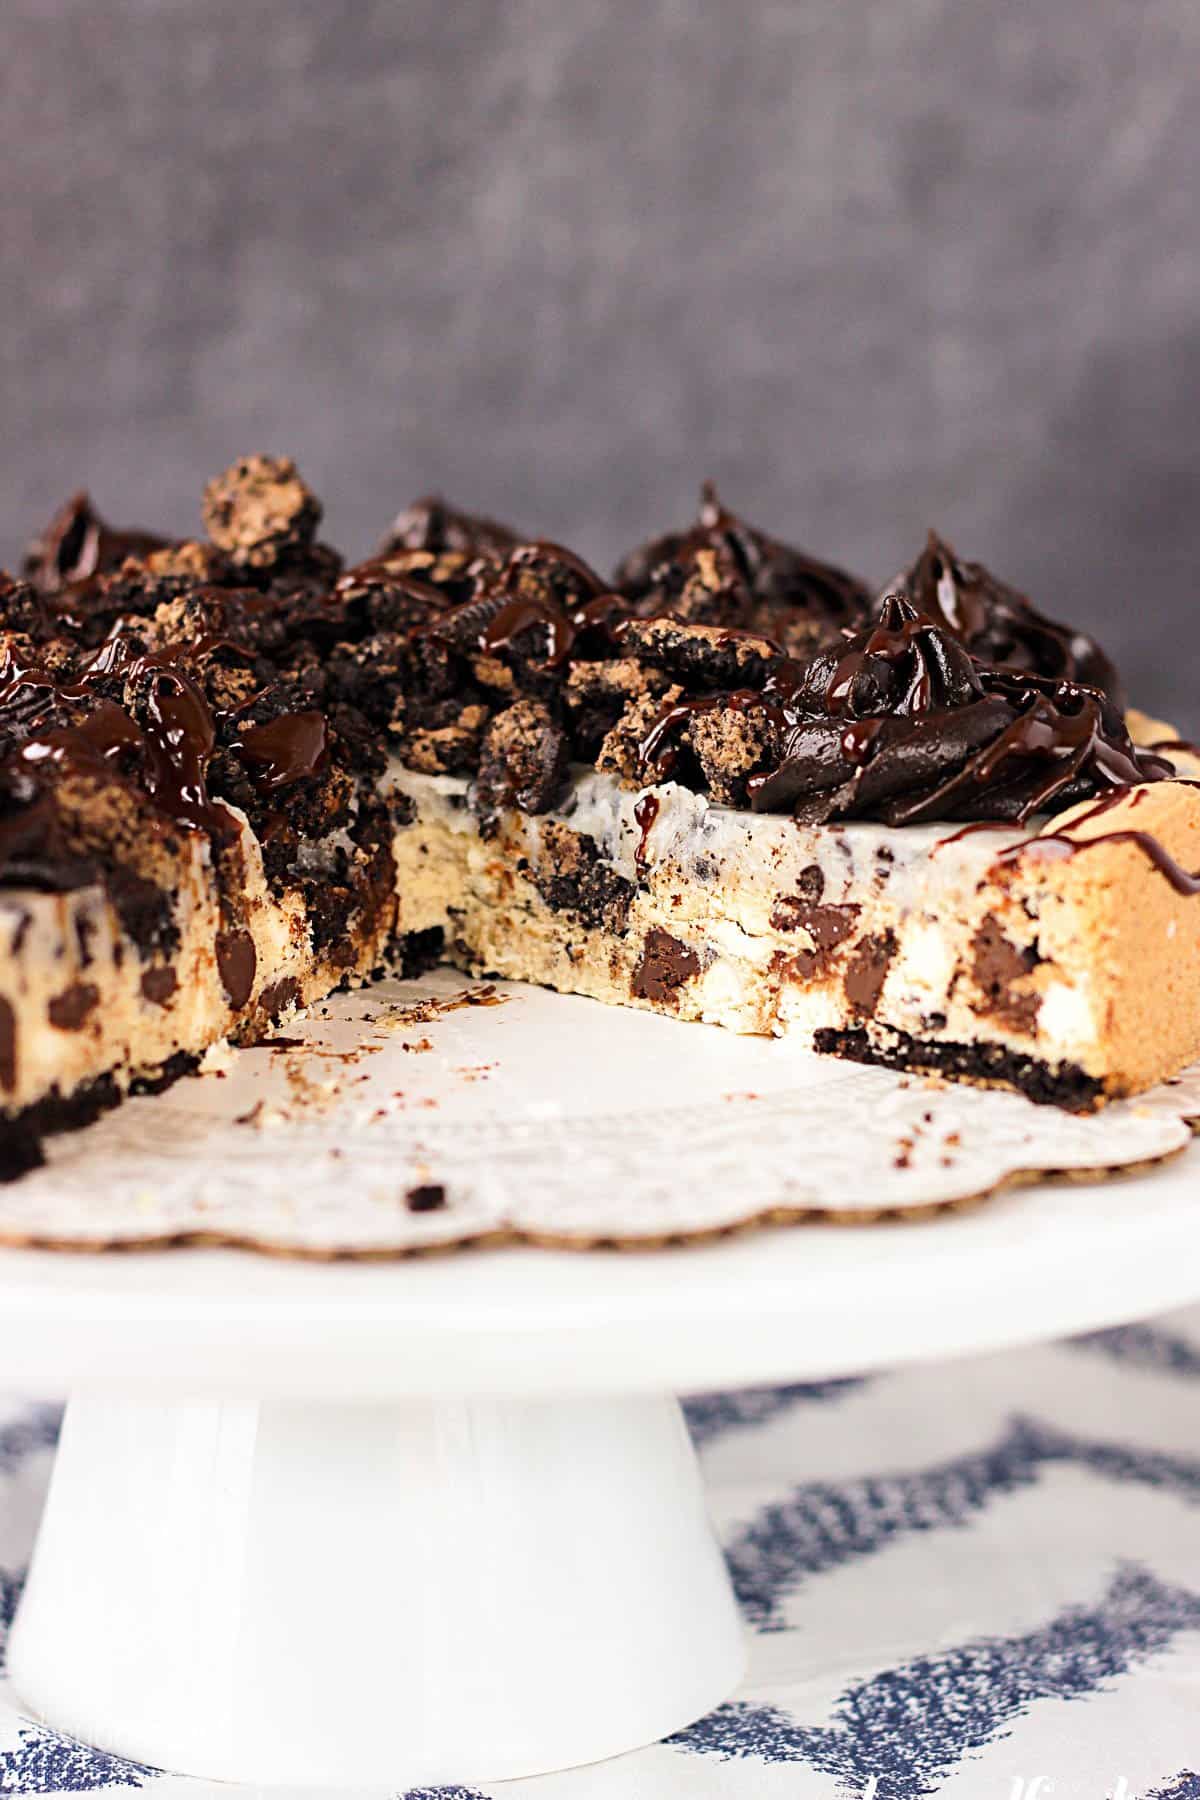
[{"left": 9, "top": 1389, "right": 745, "bottom": 1787}]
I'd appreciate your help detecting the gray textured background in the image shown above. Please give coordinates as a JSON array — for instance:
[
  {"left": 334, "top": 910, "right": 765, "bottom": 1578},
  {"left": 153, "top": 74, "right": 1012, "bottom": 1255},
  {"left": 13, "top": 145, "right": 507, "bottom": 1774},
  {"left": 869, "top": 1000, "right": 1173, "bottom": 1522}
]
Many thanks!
[{"left": 1, "top": 0, "right": 1196, "bottom": 722}]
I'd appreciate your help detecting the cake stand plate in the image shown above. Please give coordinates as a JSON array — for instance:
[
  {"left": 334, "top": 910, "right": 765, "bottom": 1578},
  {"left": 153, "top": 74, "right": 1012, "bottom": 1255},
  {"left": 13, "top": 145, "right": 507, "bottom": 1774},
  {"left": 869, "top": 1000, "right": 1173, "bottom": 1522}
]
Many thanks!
[{"left": 6, "top": 1142, "right": 1200, "bottom": 1788}]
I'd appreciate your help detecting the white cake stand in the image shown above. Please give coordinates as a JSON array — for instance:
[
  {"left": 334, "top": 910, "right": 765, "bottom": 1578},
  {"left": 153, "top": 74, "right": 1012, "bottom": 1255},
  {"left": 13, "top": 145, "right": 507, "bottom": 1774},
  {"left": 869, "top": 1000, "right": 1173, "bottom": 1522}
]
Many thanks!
[{"left": 5, "top": 1142, "right": 1200, "bottom": 1789}]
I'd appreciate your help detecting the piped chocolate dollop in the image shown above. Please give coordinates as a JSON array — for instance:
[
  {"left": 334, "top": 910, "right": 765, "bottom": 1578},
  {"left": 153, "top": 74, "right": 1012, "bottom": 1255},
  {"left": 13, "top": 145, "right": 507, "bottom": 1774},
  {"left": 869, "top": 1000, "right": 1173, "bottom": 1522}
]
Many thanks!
[
  {"left": 639, "top": 596, "right": 1168, "bottom": 827},
  {"left": 377, "top": 496, "right": 520, "bottom": 561},
  {"left": 889, "top": 531, "right": 1123, "bottom": 706},
  {"left": 23, "top": 492, "right": 168, "bottom": 597},
  {"left": 616, "top": 483, "right": 870, "bottom": 657}
]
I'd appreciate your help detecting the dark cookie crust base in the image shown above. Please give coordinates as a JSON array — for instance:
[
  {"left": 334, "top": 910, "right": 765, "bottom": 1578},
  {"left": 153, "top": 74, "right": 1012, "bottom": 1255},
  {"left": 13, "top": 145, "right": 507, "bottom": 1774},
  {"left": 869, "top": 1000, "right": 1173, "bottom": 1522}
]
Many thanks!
[
  {"left": 813, "top": 1024, "right": 1106, "bottom": 1112},
  {"left": 0, "top": 1050, "right": 201, "bottom": 1184},
  {"left": 0, "top": 928, "right": 450, "bottom": 1183}
]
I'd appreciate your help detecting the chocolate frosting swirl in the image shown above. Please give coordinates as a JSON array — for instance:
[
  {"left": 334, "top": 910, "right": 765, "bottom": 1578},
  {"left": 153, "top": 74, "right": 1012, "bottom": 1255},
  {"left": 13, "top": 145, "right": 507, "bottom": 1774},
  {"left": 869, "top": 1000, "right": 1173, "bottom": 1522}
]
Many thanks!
[
  {"left": 377, "top": 496, "right": 519, "bottom": 560},
  {"left": 641, "top": 596, "right": 1168, "bottom": 827},
  {"left": 889, "top": 530, "right": 1123, "bottom": 706},
  {"left": 615, "top": 483, "right": 870, "bottom": 655},
  {"left": 22, "top": 492, "right": 167, "bottom": 597}
]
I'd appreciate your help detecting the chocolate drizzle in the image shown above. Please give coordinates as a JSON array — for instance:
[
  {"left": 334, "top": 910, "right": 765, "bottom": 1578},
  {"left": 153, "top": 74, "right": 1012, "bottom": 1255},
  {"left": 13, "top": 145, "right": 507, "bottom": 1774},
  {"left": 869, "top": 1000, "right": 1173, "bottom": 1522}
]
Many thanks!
[
  {"left": 996, "top": 784, "right": 1200, "bottom": 896},
  {"left": 0, "top": 998, "right": 15, "bottom": 1092},
  {"left": 633, "top": 793, "right": 659, "bottom": 869},
  {"left": 133, "top": 660, "right": 230, "bottom": 835},
  {"left": 0, "top": 626, "right": 338, "bottom": 839},
  {"left": 423, "top": 540, "right": 625, "bottom": 671},
  {"left": 234, "top": 711, "right": 329, "bottom": 793}
]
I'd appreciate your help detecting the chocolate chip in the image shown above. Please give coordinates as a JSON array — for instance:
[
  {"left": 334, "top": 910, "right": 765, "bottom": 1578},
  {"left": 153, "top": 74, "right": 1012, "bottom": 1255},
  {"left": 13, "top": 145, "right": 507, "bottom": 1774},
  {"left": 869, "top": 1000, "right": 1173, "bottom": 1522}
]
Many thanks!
[
  {"left": 48, "top": 983, "right": 99, "bottom": 1030},
  {"left": 0, "top": 997, "right": 15, "bottom": 1092},
  {"left": 258, "top": 976, "right": 301, "bottom": 1021},
  {"left": 843, "top": 930, "right": 897, "bottom": 1017},
  {"left": 141, "top": 966, "right": 178, "bottom": 1006},
  {"left": 406, "top": 1183, "right": 446, "bottom": 1213},
  {"left": 631, "top": 928, "right": 702, "bottom": 1003},
  {"left": 217, "top": 928, "right": 257, "bottom": 1009},
  {"left": 770, "top": 899, "right": 860, "bottom": 976},
  {"left": 970, "top": 914, "right": 1041, "bottom": 1033}
]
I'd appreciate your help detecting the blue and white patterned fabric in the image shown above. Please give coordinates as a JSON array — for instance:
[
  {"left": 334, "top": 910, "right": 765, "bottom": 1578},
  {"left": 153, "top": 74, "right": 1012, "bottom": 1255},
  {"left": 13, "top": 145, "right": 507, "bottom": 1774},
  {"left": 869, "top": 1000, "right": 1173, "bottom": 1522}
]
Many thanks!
[{"left": 2, "top": 1310, "right": 1200, "bottom": 1797}]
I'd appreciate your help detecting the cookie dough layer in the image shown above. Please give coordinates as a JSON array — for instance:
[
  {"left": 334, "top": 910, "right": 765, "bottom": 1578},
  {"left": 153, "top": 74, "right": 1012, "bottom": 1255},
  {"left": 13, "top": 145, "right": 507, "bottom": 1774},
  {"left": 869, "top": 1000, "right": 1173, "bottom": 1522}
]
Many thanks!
[{"left": 388, "top": 765, "right": 1200, "bottom": 1107}]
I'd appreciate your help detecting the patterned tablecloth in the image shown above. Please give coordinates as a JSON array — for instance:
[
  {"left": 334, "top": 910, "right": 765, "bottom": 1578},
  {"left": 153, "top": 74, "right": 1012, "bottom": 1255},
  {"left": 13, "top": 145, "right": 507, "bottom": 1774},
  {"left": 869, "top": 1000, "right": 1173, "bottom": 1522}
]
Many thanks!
[{"left": 0, "top": 1307, "right": 1198, "bottom": 1799}]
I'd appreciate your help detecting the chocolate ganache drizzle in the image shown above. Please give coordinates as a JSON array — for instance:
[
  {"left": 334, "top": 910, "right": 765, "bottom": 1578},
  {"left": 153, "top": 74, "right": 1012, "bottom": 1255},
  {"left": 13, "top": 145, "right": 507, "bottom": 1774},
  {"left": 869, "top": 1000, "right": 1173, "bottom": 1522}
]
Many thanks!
[
  {"left": 0, "top": 617, "right": 334, "bottom": 856},
  {"left": 890, "top": 530, "right": 1123, "bottom": 707},
  {"left": 639, "top": 595, "right": 1169, "bottom": 827},
  {"left": 421, "top": 540, "right": 626, "bottom": 669}
]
